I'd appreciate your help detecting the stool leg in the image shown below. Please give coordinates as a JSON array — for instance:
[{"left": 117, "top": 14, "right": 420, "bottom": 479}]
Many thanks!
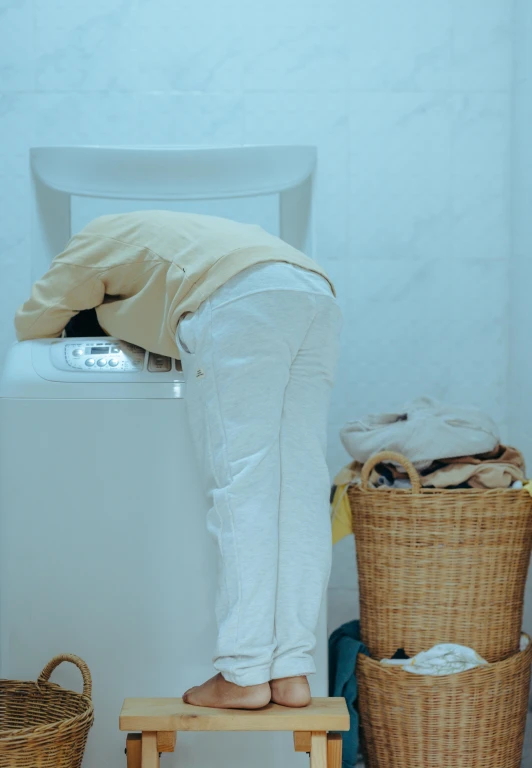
[
  {"left": 141, "top": 732, "right": 160, "bottom": 768},
  {"left": 126, "top": 734, "right": 142, "bottom": 768},
  {"left": 327, "top": 733, "right": 342, "bottom": 768},
  {"left": 293, "top": 732, "right": 312, "bottom": 753},
  {"left": 310, "top": 732, "right": 327, "bottom": 768}
]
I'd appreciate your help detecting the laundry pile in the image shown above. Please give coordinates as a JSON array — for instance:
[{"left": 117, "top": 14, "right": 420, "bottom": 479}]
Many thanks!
[
  {"left": 329, "top": 625, "right": 532, "bottom": 767},
  {"left": 380, "top": 634, "right": 530, "bottom": 674},
  {"left": 380, "top": 642, "right": 490, "bottom": 675},
  {"left": 328, "top": 621, "right": 531, "bottom": 768},
  {"left": 329, "top": 397, "right": 532, "bottom": 768},
  {"left": 331, "top": 397, "right": 530, "bottom": 544}
]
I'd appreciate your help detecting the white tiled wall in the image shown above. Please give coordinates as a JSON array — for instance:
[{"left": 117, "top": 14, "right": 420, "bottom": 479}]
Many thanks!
[
  {"left": 511, "top": 0, "right": 532, "bottom": 755},
  {"left": 511, "top": 0, "right": 532, "bottom": 477},
  {"left": 0, "top": 0, "right": 522, "bottom": 643}
]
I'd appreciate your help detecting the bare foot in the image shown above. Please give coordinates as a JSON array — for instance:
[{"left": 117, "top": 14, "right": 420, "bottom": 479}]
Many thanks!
[
  {"left": 270, "top": 676, "right": 311, "bottom": 707},
  {"left": 183, "top": 673, "right": 271, "bottom": 709}
]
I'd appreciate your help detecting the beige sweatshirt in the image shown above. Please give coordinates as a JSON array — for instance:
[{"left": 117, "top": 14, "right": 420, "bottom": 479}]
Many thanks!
[{"left": 14, "top": 210, "right": 336, "bottom": 360}]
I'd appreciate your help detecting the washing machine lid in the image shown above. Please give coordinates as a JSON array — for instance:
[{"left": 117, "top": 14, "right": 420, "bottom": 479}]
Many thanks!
[{"left": 31, "top": 145, "right": 316, "bottom": 199}]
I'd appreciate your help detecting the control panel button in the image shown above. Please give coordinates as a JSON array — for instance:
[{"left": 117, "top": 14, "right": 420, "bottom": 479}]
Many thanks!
[
  {"left": 148, "top": 353, "right": 172, "bottom": 372},
  {"left": 72, "top": 348, "right": 84, "bottom": 357},
  {"left": 123, "top": 342, "right": 145, "bottom": 354},
  {"left": 109, "top": 358, "right": 120, "bottom": 367},
  {"left": 111, "top": 346, "right": 120, "bottom": 354},
  {"left": 97, "top": 358, "right": 107, "bottom": 367},
  {"left": 85, "top": 358, "right": 95, "bottom": 367}
]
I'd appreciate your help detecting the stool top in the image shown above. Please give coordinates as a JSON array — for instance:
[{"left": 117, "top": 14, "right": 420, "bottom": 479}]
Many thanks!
[{"left": 120, "top": 697, "right": 349, "bottom": 732}]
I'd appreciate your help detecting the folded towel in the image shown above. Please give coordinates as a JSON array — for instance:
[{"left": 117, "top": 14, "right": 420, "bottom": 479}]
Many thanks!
[{"left": 340, "top": 396, "right": 500, "bottom": 466}]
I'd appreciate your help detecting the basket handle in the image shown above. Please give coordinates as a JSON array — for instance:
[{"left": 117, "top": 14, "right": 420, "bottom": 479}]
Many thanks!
[
  {"left": 360, "top": 451, "right": 422, "bottom": 493},
  {"left": 37, "top": 654, "right": 93, "bottom": 700}
]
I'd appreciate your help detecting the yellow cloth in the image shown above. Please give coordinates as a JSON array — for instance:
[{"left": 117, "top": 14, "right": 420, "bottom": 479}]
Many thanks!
[
  {"left": 524, "top": 481, "right": 532, "bottom": 497},
  {"left": 14, "top": 211, "right": 335, "bottom": 360},
  {"left": 330, "top": 461, "right": 359, "bottom": 544},
  {"left": 331, "top": 484, "right": 353, "bottom": 544}
]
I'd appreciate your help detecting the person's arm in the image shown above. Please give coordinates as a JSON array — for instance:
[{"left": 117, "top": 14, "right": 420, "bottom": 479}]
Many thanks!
[{"left": 14, "top": 235, "right": 108, "bottom": 341}]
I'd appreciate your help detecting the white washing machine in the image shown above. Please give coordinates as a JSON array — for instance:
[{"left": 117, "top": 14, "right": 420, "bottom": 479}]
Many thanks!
[{"left": 0, "top": 145, "right": 329, "bottom": 768}]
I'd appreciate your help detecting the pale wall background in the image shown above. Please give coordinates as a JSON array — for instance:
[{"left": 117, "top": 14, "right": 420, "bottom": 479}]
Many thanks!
[
  {"left": 1, "top": 0, "right": 528, "bottom": 729},
  {"left": 511, "top": 0, "right": 532, "bottom": 757}
]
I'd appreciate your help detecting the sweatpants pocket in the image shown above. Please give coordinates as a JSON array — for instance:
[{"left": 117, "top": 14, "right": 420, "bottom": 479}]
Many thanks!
[{"left": 176, "top": 313, "right": 196, "bottom": 355}]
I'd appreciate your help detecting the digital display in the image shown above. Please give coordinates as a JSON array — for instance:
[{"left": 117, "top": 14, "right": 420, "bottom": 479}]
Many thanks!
[{"left": 91, "top": 347, "right": 109, "bottom": 354}]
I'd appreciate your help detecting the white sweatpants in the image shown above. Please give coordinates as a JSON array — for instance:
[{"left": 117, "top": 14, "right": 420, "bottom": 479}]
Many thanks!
[{"left": 175, "top": 261, "right": 343, "bottom": 686}]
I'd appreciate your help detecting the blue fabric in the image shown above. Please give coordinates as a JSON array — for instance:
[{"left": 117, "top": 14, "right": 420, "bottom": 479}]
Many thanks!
[{"left": 328, "top": 620, "right": 370, "bottom": 768}]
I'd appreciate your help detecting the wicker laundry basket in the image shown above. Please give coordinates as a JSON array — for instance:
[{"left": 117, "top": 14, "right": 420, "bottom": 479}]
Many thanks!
[
  {"left": 357, "top": 635, "right": 532, "bottom": 768},
  {"left": 348, "top": 451, "right": 532, "bottom": 662},
  {"left": 0, "top": 654, "right": 94, "bottom": 768}
]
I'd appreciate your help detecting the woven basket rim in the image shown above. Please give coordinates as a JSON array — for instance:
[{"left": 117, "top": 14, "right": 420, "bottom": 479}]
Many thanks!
[
  {"left": 357, "top": 633, "right": 532, "bottom": 679},
  {"left": 349, "top": 485, "right": 531, "bottom": 497},
  {"left": 0, "top": 680, "right": 94, "bottom": 741}
]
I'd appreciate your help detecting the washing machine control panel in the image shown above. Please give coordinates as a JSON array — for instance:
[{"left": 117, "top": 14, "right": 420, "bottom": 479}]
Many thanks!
[
  {"left": 62, "top": 341, "right": 145, "bottom": 372},
  {"left": 49, "top": 339, "right": 182, "bottom": 375}
]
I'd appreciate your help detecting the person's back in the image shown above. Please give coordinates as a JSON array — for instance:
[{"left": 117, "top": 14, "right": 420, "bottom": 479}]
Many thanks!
[
  {"left": 81, "top": 208, "right": 300, "bottom": 257},
  {"left": 15, "top": 210, "right": 334, "bottom": 360}
]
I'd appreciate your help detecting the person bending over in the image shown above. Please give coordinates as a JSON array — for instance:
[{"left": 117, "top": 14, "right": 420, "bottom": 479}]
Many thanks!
[{"left": 15, "top": 210, "right": 343, "bottom": 710}]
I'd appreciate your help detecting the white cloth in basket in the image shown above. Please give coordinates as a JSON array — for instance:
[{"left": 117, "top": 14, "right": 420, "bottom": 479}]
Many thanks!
[
  {"left": 381, "top": 643, "right": 490, "bottom": 675},
  {"left": 340, "top": 396, "right": 499, "bottom": 467}
]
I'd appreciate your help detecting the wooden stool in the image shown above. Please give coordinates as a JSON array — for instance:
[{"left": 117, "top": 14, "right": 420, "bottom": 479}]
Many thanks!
[{"left": 121, "top": 697, "right": 349, "bottom": 768}]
